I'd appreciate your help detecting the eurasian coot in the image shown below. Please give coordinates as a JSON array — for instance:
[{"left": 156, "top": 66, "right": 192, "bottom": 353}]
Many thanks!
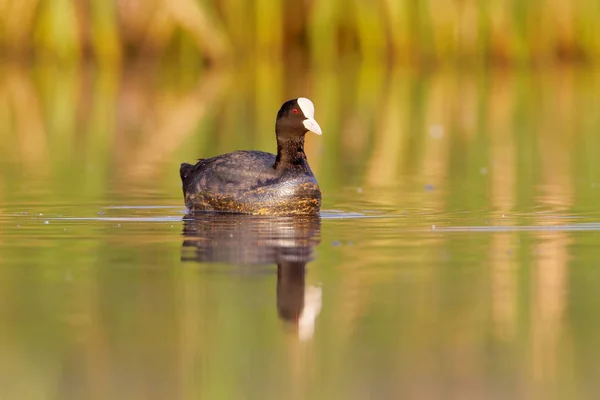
[{"left": 180, "top": 98, "right": 322, "bottom": 215}]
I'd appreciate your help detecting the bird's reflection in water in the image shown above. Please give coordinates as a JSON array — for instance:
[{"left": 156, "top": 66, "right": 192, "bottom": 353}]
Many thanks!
[{"left": 181, "top": 213, "right": 322, "bottom": 340}]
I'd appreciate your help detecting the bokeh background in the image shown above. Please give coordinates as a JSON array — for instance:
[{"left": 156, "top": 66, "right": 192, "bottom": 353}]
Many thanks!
[
  {"left": 2, "top": 0, "right": 600, "bottom": 200},
  {"left": 1, "top": 0, "right": 600, "bottom": 64},
  {"left": 2, "top": 1, "right": 600, "bottom": 399}
]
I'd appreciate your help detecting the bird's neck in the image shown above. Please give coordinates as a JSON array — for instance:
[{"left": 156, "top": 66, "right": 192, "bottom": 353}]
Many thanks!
[{"left": 274, "top": 136, "right": 306, "bottom": 169}]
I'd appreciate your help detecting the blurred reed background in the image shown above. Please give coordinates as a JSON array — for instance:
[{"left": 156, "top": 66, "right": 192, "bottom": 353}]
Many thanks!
[
  {"left": 1, "top": 0, "right": 599, "bottom": 65},
  {"left": 1, "top": 62, "right": 599, "bottom": 212},
  {"left": 1, "top": 0, "right": 600, "bottom": 208}
]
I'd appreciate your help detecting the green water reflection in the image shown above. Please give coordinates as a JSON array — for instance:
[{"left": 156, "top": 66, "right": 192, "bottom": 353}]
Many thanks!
[{"left": 1, "top": 63, "right": 600, "bottom": 398}]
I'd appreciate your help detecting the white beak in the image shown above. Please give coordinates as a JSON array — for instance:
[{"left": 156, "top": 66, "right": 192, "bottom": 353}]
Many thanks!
[{"left": 303, "top": 118, "right": 323, "bottom": 135}]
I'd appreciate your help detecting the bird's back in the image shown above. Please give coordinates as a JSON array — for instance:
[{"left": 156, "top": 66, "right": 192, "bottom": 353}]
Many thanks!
[
  {"left": 181, "top": 150, "right": 320, "bottom": 215},
  {"left": 181, "top": 150, "right": 277, "bottom": 193}
]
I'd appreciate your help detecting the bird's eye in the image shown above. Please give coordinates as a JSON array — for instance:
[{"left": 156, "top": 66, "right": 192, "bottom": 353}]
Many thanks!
[{"left": 292, "top": 108, "right": 299, "bottom": 114}]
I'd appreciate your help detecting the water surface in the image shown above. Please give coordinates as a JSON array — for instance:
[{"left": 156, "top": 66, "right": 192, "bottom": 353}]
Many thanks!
[{"left": 1, "top": 64, "right": 600, "bottom": 399}]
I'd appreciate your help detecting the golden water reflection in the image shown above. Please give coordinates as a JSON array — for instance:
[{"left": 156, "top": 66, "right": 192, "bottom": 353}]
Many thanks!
[
  {"left": 1, "top": 63, "right": 599, "bottom": 208},
  {"left": 181, "top": 214, "right": 322, "bottom": 341},
  {"left": 0, "top": 62, "right": 600, "bottom": 398}
]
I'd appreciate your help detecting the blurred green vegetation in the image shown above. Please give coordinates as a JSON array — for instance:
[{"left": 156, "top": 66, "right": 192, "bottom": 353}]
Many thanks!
[
  {"left": 0, "top": 0, "right": 599, "bottom": 64},
  {"left": 1, "top": 63, "right": 599, "bottom": 210}
]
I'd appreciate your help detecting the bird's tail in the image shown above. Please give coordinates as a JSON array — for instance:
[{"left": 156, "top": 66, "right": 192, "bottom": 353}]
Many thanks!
[{"left": 180, "top": 163, "right": 194, "bottom": 181}]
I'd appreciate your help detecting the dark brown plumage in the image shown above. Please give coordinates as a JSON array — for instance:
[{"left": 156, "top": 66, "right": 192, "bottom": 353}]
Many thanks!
[{"left": 180, "top": 98, "right": 323, "bottom": 215}]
